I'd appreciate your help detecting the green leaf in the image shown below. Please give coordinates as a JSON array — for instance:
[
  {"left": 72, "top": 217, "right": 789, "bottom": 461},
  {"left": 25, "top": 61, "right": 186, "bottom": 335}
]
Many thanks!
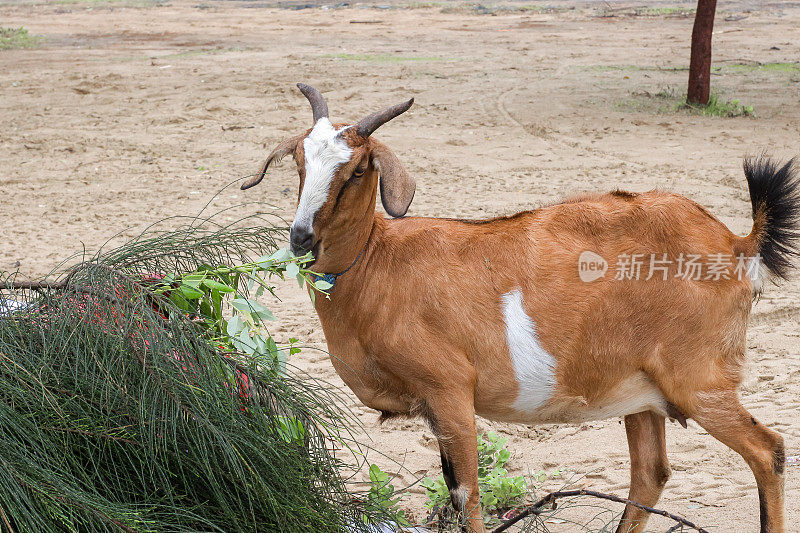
[
  {"left": 178, "top": 284, "right": 204, "bottom": 300},
  {"left": 231, "top": 298, "right": 276, "bottom": 321},
  {"left": 267, "top": 336, "right": 278, "bottom": 357},
  {"left": 314, "top": 279, "right": 333, "bottom": 291},
  {"left": 211, "top": 289, "right": 223, "bottom": 320},
  {"left": 285, "top": 262, "right": 300, "bottom": 279},
  {"left": 253, "top": 334, "right": 268, "bottom": 356},
  {"left": 169, "top": 291, "right": 191, "bottom": 312},
  {"left": 234, "top": 328, "right": 257, "bottom": 354},
  {"left": 263, "top": 248, "right": 290, "bottom": 264},
  {"left": 198, "top": 297, "right": 213, "bottom": 320},
  {"left": 181, "top": 273, "right": 205, "bottom": 288},
  {"left": 277, "top": 416, "right": 306, "bottom": 445},
  {"left": 369, "top": 464, "right": 382, "bottom": 483},
  {"left": 201, "top": 279, "right": 235, "bottom": 293},
  {"left": 226, "top": 315, "right": 244, "bottom": 337}
]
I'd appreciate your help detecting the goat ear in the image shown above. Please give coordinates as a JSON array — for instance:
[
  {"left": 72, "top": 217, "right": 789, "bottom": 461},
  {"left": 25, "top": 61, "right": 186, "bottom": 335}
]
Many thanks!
[
  {"left": 371, "top": 141, "right": 415, "bottom": 217},
  {"left": 241, "top": 134, "right": 304, "bottom": 190}
]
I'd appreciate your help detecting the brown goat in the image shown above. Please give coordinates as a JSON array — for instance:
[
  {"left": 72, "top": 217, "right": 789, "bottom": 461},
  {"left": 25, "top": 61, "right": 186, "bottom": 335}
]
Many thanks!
[{"left": 242, "top": 84, "right": 799, "bottom": 533}]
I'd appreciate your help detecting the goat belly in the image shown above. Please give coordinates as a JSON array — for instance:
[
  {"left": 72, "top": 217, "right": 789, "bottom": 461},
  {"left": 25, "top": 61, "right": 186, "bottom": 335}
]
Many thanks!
[{"left": 495, "top": 372, "right": 670, "bottom": 425}]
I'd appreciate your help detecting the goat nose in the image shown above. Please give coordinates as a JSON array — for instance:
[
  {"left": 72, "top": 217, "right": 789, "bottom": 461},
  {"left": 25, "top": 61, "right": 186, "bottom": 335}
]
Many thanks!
[{"left": 290, "top": 226, "right": 314, "bottom": 256}]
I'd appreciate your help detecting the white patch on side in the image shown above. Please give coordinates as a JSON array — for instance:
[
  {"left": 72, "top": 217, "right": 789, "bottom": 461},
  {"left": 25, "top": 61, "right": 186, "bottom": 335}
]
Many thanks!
[
  {"left": 291, "top": 118, "right": 353, "bottom": 234},
  {"left": 501, "top": 289, "right": 556, "bottom": 413}
]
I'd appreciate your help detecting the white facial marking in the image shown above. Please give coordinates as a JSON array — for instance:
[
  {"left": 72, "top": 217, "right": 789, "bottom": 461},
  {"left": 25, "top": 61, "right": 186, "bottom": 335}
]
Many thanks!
[
  {"left": 292, "top": 118, "right": 353, "bottom": 234},
  {"left": 501, "top": 289, "right": 556, "bottom": 412}
]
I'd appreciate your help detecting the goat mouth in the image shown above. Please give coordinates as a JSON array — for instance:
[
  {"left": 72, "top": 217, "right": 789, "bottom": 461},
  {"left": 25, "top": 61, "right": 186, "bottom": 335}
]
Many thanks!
[{"left": 308, "top": 240, "right": 321, "bottom": 266}]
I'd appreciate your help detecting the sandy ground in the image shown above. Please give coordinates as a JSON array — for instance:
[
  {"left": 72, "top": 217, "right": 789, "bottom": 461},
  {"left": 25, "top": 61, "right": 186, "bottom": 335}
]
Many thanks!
[{"left": 2, "top": 0, "right": 799, "bottom": 530}]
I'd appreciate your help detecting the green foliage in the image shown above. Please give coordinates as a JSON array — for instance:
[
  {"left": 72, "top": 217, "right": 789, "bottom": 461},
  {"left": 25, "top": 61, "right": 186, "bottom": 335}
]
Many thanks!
[
  {"left": 476, "top": 430, "right": 512, "bottom": 477},
  {"left": 151, "top": 246, "right": 329, "bottom": 377},
  {"left": 714, "top": 61, "right": 800, "bottom": 74},
  {"left": 420, "top": 475, "right": 451, "bottom": 510},
  {"left": 363, "top": 464, "right": 410, "bottom": 527},
  {"left": 685, "top": 93, "right": 755, "bottom": 117},
  {"left": 0, "top": 213, "right": 385, "bottom": 532},
  {"left": 619, "top": 87, "right": 756, "bottom": 117},
  {"left": 422, "top": 432, "right": 527, "bottom": 515},
  {"left": 0, "top": 27, "right": 41, "bottom": 50},
  {"left": 481, "top": 470, "right": 527, "bottom": 513}
]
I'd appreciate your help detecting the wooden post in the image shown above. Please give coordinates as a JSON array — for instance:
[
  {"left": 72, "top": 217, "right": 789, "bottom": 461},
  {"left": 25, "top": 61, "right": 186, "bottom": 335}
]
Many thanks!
[{"left": 687, "top": 0, "right": 718, "bottom": 105}]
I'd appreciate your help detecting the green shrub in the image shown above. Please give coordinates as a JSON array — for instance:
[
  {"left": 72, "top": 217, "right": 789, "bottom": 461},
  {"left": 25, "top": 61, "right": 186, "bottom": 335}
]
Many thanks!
[
  {"left": 421, "top": 432, "right": 527, "bottom": 515},
  {"left": 0, "top": 27, "right": 41, "bottom": 50},
  {"left": 0, "top": 213, "right": 385, "bottom": 532},
  {"left": 364, "top": 464, "right": 410, "bottom": 526}
]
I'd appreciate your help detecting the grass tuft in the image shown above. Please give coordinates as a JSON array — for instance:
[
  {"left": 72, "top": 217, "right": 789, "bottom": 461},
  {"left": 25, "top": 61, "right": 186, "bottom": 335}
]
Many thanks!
[
  {"left": 683, "top": 93, "right": 755, "bottom": 117},
  {"left": 0, "top": 27, "right": 41, "bottom": 51},
  {"left": 714, "top": 61, "right": 800, "bottom": 74},
  {"left": 618, "top": 87, "right": 755, "bottom": 117}
]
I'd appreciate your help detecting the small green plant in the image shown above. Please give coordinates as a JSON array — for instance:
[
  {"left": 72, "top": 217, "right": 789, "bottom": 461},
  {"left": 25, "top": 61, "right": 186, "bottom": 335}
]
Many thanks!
[
  {"left": 421, "top": 432, "right": 527, "bottom": 516},
  {"left": 420, "top": 472, "right": 451, "bottom": 509},
  {"left": 0, "top": 27, "right": 41, "bottom": 51},
  {"left": 685, "top": 93, "right": 755, "bottom": 117},
  {"left": 364, "top": 464, "right": 410, "bottom": 526}
]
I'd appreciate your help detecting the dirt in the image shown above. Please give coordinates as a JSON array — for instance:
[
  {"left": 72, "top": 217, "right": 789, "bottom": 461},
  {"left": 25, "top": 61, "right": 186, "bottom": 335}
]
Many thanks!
[{"left": 1, "top": 0, "right": 799, "bottom": 529}]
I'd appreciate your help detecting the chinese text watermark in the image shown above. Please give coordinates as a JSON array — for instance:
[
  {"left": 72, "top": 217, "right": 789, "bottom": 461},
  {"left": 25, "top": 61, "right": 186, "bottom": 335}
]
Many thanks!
[{"left": 578, "top": 252, "right": 760, "bottom": 282}]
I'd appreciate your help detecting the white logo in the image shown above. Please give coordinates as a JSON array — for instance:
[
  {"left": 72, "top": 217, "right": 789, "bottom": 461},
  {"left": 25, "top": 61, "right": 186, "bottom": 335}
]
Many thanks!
[{"left": 578, "top": 251, "right": 608, "bottom": 282}]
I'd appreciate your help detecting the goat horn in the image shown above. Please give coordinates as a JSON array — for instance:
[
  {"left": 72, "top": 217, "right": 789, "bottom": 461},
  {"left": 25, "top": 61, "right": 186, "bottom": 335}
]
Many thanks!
[
  {"left": 355, "top": 98, "right": 414, "bottom": 138},
  {"left": 296, "top": 83, "right": 329, "bottom": 124}
]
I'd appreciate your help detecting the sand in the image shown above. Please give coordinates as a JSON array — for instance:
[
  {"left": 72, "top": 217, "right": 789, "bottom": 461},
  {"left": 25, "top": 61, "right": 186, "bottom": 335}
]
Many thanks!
[{"left": 1, "top": 0, "right": 798, "bottom": 529}]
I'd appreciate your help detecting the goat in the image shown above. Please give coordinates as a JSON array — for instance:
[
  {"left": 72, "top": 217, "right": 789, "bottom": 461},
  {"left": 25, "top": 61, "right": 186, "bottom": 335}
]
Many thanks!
[{"left": 241, "top": 84, "right": 799, "bottom": 533}]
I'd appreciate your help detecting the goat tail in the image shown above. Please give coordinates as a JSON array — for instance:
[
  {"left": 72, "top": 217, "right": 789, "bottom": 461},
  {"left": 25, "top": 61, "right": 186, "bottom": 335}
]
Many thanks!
[{"left": 738, "top": 156, "right": 800, "bottom": 280}]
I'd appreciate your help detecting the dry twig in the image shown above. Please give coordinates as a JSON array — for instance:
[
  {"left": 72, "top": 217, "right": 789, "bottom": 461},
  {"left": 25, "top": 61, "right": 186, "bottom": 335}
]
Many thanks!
[{"left": 492, "top": 489, "right": 709, "bottom": 533}]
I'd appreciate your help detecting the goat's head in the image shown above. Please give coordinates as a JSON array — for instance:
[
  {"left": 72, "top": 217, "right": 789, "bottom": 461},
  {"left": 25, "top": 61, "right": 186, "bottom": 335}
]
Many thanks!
[{"left": 242, "top": 84, "right": 415, "bottom": 268}]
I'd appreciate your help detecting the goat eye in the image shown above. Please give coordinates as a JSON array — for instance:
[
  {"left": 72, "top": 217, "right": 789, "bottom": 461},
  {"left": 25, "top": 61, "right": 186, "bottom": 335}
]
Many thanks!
[{"left": 352, "top": 167, "right": 366, "bottom": 178}]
